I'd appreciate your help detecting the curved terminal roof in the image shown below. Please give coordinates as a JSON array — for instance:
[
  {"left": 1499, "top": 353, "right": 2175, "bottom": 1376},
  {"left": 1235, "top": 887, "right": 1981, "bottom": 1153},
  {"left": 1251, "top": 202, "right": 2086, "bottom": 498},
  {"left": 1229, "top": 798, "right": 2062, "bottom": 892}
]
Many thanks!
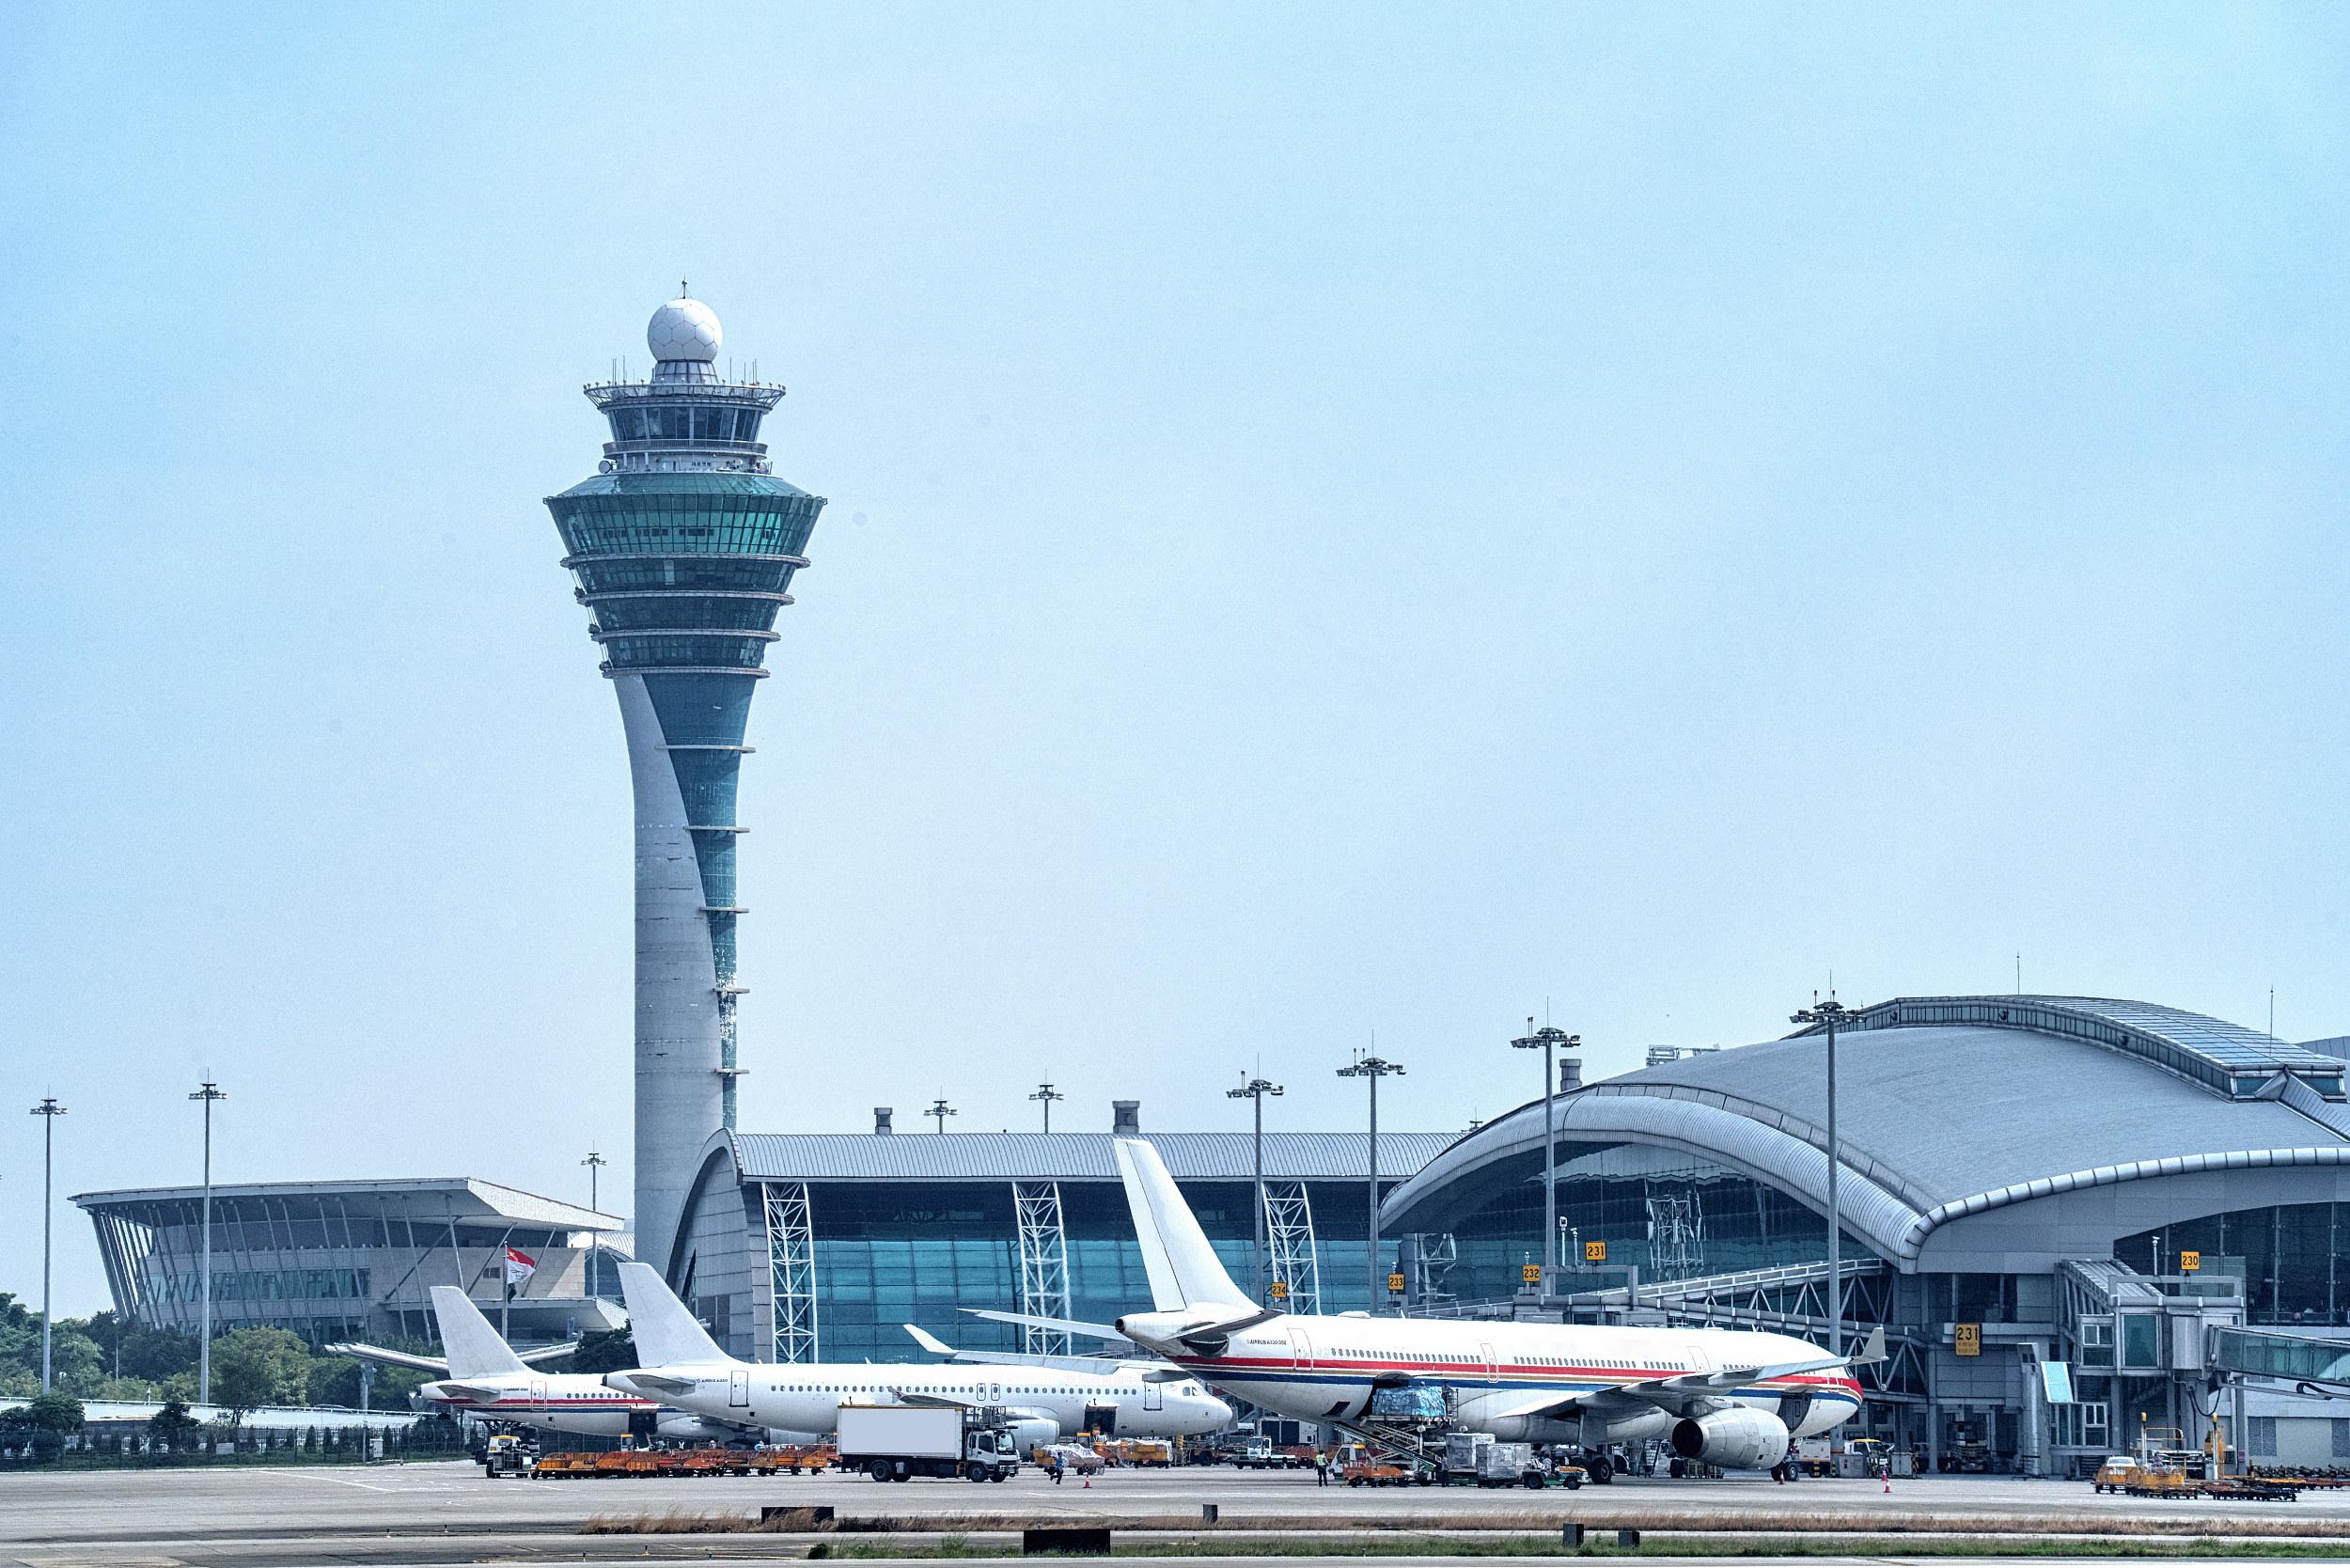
[
  {"left": 1381, "top": 995, "right": 2350, "bottom": 1266},
  {"left": 73, "top": 1176, "right": 619, "bottom": 1231}
]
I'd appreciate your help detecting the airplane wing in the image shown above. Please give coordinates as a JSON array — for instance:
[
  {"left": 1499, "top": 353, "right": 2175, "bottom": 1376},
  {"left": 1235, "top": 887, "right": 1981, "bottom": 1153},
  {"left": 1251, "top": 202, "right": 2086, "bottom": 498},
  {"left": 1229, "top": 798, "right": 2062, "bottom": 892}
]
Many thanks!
[
  {"left": 1465, "top": 1327, "right": 1886, "bottom": 1423},
  {"left": 518, "top": 1343, "right": 582, "bottom": 1366},
  {"left": 605, "top": 1371, "right": 698, "bottom": 1396},
  {"left": 323, "top": 1341, "right": 448, "bottom": 1374},
  {"left": 964, "top": 1309, "right": 1133, "bottom": 1341},
  {"left": 892, "top": 1389, "right": 980, "bottom": 1410},
  {"left": 901, "top": 1325, "right": 1174, "bottom": 1377}
]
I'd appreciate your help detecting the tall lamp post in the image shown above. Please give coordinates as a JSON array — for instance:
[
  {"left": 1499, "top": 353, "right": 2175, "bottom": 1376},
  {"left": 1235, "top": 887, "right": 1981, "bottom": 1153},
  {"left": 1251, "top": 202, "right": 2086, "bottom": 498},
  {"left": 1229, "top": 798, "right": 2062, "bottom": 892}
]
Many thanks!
[
  {"left": 1337, "top": 1055, "right": 1405, "bottom": 1314},
  {"left": 1028, "top": 1083, "right": 1064, "bottom": 1133},
  {"left": 31, "top": 1098, "right": 66, "bottom": 1392},
  {"left": 926, "top": 1098, "right": 957, "bottom": 1134},
  {"left": 1226, "top": 1075, "right": 1283, "bottom": 1306},
  {"left": 1789, "top": 996, "right": 1857, "bottom": 1355},
  {"left": 190, "top": 1080, "right": 227, "bottom": 1405},
  {"left": 1511, "top": 1022, "right": 1578, "bottom": 1293},
  {"left": 582, "top": 1151, "right": 608, "bottom": 1212}
]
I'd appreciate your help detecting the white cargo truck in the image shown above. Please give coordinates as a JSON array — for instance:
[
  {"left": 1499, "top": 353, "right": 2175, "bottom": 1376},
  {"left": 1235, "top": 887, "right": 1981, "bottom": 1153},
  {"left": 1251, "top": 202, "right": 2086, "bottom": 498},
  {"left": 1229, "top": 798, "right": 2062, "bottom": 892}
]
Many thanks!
[{"left": 837, "top": 1405, "right": 1020, "bottom": 1483}]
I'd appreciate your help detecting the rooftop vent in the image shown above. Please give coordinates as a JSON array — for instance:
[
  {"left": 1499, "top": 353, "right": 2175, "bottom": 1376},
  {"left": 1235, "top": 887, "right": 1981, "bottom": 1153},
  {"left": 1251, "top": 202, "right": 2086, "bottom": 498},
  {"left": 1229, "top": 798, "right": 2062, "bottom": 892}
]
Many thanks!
[
  {"left": 1560, "top": 1058, "right": 1583, "bottom": 1092},
  {"left": 873, "top": 1107, "right": 894, "bottom": 1135},
  {"left": 1112, "top": 1100, "right": 1141, "bottom": 1136}
]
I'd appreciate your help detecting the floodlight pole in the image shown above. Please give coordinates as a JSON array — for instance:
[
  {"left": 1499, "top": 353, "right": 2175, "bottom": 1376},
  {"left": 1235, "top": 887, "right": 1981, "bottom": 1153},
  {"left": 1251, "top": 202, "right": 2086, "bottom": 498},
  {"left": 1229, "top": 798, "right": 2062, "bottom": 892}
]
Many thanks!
[
  {"left": 190, "top": 1080, "right": 227, "bottom": 1405},
  {"left": 927, "top": 1098, "right": 957, "bottom": 1134},
  {"left": 583, "top": 1151, "right": 607, "bottom": 1213},
  {"left": 1028, "top": 1082, "right": 1064, "bottom": 1134},
  {"left": 1337, "top": 1056, "right": 1405, "bottom": 1314},
  {"left": 31, "top": 1099, "right": 66, "bottom": 1392},
  {"left": 1226, "top": 1075, "right": 1284, "bottom": 1306},
  {"left": 1512, "top": 1023, "right": 1578, "bottom": 1292},
  {"left": 1790, "top": 996, "right": 1856, "bottom": 1355}
]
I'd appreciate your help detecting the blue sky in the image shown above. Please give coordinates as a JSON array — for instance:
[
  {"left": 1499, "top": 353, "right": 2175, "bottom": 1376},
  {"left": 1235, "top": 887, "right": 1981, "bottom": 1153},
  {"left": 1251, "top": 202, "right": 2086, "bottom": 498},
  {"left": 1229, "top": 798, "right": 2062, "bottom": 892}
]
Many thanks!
[{"left": 4, "top": 3, "right": 2346, "bottom": 1313}]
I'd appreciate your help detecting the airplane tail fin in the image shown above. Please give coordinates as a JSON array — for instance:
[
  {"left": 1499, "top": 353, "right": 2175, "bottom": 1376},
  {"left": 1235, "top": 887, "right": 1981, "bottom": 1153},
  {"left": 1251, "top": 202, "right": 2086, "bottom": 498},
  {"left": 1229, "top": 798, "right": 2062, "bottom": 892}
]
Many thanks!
[
  {"left": 428, "top": 1287, "right": 529, "bottom": 1378},
  {"left": 1113, "top": 1137, "right": 1253, "bottom": 1311},
  {"left": 616, "top": 1261, "right": 730, "bottom": 1366}
]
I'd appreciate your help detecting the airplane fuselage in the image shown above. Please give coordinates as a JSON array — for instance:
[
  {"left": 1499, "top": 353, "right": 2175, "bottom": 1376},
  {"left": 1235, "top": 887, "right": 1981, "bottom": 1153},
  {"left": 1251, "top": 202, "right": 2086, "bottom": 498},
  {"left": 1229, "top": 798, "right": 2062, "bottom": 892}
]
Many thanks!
[
  {"left": 611, "top": 1361, "right": 1230, "bottom": 1440},
  {"left": 1174, "top": 1316, "right": 1860, "bottom": 1447},
  {"left": 418, "top": 1371, "right": 661, "bottom": 1436}
]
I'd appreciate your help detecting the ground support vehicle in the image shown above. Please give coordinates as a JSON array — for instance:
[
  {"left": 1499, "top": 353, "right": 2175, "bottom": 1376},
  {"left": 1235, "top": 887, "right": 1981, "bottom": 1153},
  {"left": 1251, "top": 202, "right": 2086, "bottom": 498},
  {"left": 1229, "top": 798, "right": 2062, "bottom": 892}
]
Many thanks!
[
  {"left": 838, "top": 1405, "right": 1019, "bottom": 1483},
  {"left": 1039, "top": 1443, "right": 1104, "bottom": 1474},
  {"left": 479, "top": 1434, "right": 534, "bottom": 1478},
  {"left": 1343, "top": 1461, "right": 1412, "bottom": 1487},
  {"left": 1475, "top": 1442, "right": 1549, "bottom": 1489},
  {"left": 1229, "top": 1436, "right": 1304, "bottom": 1469},
  {"left": 773, "top": 1445, "right": 834, "bottom": 1474},
  {"left": 2202, "top": 1477, "right": 2301, "bottom": 1502}
]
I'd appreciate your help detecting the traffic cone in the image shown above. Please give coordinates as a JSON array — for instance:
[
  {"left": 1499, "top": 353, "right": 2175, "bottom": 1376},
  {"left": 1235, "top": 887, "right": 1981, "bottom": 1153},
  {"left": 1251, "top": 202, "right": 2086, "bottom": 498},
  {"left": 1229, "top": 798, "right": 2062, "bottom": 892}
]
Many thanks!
[{"left": 1083, "top": 1477, "right": 1091, "bottom": 1488}]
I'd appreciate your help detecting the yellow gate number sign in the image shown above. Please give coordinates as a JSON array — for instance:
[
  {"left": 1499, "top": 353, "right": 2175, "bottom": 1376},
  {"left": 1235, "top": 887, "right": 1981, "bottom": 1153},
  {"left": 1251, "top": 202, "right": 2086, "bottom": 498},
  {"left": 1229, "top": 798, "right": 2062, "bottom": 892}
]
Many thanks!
[
  {"left": 1270, "top": 1280, "right": 1288, "bottom": 1299},
  {"left": 1521, "top": 1263, "right": 1543, "bottom": 1284},
  {"left": 1956, "top": 1323, "right": 1982, "bottom": 1356},
  {"left": 1585, "top": 1241, "right": 1606, "bottom": 1262},
  {"left": 1389, "top": 1273, "right": 1406, "bottom": 1293},
  {"left": 2179, "top": 1250, "right": 2201, "bottom": 1272}
]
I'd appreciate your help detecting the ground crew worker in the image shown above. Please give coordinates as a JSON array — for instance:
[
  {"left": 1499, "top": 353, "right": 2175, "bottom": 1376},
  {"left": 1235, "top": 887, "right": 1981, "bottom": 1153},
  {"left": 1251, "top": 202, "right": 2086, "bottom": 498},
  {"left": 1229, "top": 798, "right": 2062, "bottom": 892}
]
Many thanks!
[
  {"left": 1051, "top": 1452, "right": 1064, "bottom": 1484},
  {"left": 1315, "top": 1449, "right": 1331, "bottom": 1486}
]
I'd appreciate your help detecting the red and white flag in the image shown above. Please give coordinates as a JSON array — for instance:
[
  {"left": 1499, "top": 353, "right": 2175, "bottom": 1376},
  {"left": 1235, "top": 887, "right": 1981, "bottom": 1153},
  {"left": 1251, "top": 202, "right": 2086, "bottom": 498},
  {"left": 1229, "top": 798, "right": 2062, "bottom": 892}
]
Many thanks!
[{"left": 504, "top": 1247, "right": 538, "bottom": 1287}]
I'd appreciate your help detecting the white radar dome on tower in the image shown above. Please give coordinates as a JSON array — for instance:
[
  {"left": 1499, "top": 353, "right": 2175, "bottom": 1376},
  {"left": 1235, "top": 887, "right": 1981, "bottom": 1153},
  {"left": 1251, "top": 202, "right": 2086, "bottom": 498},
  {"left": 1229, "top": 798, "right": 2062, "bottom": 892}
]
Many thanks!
[{"left": 647, "top": 297, "right": 722, "bottom": 363}]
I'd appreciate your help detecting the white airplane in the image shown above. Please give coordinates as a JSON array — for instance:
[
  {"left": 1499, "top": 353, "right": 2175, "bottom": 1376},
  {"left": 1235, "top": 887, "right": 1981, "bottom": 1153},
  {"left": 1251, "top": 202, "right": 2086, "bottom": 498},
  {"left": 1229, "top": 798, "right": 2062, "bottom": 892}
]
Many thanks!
[
  {"left": 373, "top": 1286, "right": 775, "bottom": 1442},
  {"left": 979, "top": 1138, "right": 1879, "bottom": 1480},
  {"left": 603, "top": 1261, "right": 1231, "bottom": 1443}
]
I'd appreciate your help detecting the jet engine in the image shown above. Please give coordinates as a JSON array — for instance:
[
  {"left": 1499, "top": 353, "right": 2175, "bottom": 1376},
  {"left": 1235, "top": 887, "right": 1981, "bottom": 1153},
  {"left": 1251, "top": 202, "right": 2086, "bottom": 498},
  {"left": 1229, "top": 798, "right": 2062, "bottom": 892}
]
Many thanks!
[
  {"left": 1003, "top": 1415, "right": 1059, "bottom": 1454},
  {"left": 1669, "top": 1407, "right": 1790, "bottom": 1471}
]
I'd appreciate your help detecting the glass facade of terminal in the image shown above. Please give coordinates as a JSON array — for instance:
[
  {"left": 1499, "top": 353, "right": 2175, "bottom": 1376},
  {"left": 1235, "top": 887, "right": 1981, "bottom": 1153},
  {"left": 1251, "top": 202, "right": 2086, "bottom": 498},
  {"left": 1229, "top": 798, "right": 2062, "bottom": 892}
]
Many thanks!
[
  {"left": 806, "top": 1181, "right": 1400, "bottom": 1363},
  {"left": 2117, "top": 1203, "right": 2350, "bottom": 1326},
  {"left": 1433, "top": 1147, "right": 1857, "bottom": 1303}
]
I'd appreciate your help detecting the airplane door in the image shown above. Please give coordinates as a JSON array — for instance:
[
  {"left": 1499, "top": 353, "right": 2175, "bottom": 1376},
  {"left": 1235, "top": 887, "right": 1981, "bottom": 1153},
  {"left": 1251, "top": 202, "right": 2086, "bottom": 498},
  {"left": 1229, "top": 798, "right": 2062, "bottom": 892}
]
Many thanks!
[
  {"left": 1479, "top": 1341, "right": 1498, "bottom": 1386},
  {"left": 990, "top": 1381, "right": 1003, "bottom": 1403},
  {"left": 728, "top": 1370, "right": 750, "bottom": 1408},
  {"left": 529, "top": 1378, "right": 549, "bottom": 1413},
  {"left": 1287, "top": 1325, "right": 1315, "bottom": 1368},
  {"left": 1144, "top": 1378, "right": 1164, "bottom": 1412}
]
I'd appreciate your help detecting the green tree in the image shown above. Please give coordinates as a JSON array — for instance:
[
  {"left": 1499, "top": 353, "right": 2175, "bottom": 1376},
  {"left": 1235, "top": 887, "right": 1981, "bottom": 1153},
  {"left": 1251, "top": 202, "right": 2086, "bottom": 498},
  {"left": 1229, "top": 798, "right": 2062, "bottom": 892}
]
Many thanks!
[
  {"left": 148, "top": 1397, "right": 202, "bottom": 1450},
  {"left": 306, "top": 1337, "right": 438, "bottom": 1411},
  {"left": 23, "top": 1390, "right": 85, "bottom": 1433},
  {"left": 560, "top": 1329, "right": 635, "bottom": 1374},
  {"left": 208, "top": 1327, "right": 314, "bottom": 1420}
]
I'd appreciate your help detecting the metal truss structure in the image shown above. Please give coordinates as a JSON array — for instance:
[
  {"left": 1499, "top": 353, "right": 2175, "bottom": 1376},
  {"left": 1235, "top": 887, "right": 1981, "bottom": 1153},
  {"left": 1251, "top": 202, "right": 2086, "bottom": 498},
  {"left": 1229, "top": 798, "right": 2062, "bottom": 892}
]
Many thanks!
[
  {"left": 1263, "top": 1181, "right": 1321, "bottom": 1315},
  {"left": 1013, "top": 1182, "right": 1071, "bottom": 1356},
  {"left": 1407, "top": 1231, "right": 1458, "bottom": 1305},
  {"left": 762, "top": 1182, "right": 819, "bottom": 1364},
  {"left": 1645, "top": 1191, "right": 1705, "bottom": 1280}
]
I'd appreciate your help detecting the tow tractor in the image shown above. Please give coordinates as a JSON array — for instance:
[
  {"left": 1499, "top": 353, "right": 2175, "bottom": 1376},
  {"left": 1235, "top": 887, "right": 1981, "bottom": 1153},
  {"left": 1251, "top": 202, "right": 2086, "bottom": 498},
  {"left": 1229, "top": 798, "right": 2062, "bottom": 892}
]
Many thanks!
[{"left": 478, "top": 1433, "right": 535, "bottom": 1478}]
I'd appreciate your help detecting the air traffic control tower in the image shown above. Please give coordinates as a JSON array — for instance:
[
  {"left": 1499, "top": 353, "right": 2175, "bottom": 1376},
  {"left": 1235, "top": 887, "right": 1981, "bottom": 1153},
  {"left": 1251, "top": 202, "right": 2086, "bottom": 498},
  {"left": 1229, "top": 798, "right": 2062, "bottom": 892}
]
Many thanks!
[{"left": 544, "top": 294, "right": 825, "bottom": 1282}]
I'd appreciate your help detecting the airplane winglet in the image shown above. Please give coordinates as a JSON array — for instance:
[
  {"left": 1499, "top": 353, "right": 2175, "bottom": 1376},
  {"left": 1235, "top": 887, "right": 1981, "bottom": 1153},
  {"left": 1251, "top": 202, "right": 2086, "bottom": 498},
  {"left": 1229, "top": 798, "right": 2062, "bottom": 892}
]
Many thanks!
[{"left": 902, "top": 1323, "right": 958, "bottom": 1357}]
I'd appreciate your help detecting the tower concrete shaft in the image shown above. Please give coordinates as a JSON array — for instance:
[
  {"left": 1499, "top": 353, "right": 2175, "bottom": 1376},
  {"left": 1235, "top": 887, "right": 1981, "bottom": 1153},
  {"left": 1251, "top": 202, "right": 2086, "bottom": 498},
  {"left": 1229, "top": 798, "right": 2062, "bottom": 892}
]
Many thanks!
[{"left": 544, "top": 295, "right": 825, "bottom": 1284}]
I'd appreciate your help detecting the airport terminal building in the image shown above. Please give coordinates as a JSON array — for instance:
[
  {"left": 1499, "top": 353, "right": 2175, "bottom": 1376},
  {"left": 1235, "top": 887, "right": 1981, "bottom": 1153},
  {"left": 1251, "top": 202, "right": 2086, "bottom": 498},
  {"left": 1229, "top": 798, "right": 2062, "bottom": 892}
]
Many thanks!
[
  {"left": 72, "top": 1178, "right": 626, "bottom": 1347},
  {"left": 664, "top": 1105, "right": 1449, "bottom": 1367},
  {"left": 1380, "top": 995, "right": 2350, "bottom": 1473}
]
